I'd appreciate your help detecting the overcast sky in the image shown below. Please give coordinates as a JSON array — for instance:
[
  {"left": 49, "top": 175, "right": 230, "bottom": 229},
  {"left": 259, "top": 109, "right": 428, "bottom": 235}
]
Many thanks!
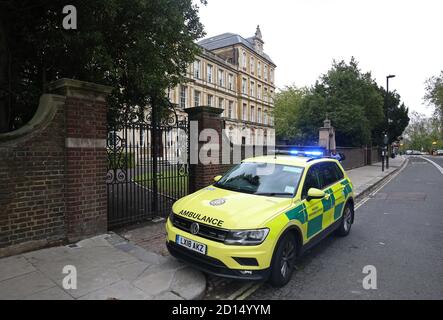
[{"left": 195, "top": 0, "right": 443, "bottom": 116}]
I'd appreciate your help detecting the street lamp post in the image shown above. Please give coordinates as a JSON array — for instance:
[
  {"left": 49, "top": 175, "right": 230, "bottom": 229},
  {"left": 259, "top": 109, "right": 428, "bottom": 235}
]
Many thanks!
[{"left": 385, "top": 74, "right": 396, "bottom": 170}]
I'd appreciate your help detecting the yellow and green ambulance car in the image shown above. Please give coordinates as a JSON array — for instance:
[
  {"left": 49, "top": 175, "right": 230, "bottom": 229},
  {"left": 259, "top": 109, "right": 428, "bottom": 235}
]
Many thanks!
[{"left": 166, "top": 151, "right": 354, "bottom": 287}]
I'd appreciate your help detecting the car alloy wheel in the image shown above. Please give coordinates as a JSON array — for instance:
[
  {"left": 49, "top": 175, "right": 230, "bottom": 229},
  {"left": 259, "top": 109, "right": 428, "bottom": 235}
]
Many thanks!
[
  {"left": 343, "top": 206, "right": 352, "bottom": 232},
  {"left": 280, "top": 239, "right": 295, "bottom": 279}
]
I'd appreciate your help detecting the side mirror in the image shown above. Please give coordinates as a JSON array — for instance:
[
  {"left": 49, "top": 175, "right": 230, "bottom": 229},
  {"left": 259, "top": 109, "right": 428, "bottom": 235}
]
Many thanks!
[
  {"left": 214, "top": 175, "right": 222, "bottom": 183},
  {"left": 307, "top": 188, "right": 325, "bottom": 201}
]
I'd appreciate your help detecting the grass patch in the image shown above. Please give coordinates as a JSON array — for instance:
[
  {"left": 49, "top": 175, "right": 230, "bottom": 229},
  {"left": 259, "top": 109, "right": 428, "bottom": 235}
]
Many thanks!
[{"left": 135, "top": 169, "right": 188, "bottom": 198}]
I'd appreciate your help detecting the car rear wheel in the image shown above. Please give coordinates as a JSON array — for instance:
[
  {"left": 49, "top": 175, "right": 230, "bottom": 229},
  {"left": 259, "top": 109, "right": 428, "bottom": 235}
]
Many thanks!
[
  {"left": 269, "top": 232, "right": 297, "bottom": 287},
  {"left": 336, "top": 203, "right": 353, "bottom": 237}
]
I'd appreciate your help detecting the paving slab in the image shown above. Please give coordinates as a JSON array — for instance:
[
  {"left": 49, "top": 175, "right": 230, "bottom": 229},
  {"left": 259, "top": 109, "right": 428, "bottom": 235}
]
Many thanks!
[
  {"left": 170, "top": 267, "right": 207, "bottom": 300},
  {"left": 154, "top": 291, "right": 184, "bottom": 300},
  {"left": 0, "top": 271, "right": 56, "bottom": 300},
  {"left": 79, "top": 280, "right": 151, "bottom": 300},
  {"left": 23, "top": 286, "right": 74, "bottom": 300},
  {"left": 133, "top": 270, "right": 176, "bottom": 297},
  {"left": 0, "top": 255, "right": 36, "bottom": 282}
]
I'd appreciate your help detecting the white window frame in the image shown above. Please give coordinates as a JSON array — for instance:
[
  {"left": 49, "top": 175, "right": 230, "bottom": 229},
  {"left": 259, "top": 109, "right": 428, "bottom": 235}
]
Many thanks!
[
  {"left": 250, "top": 81, "right": 255, "bottom": 97},
  {"left": 194, "top": 60, "right": 201, "bottom": 79},
  {"left": 228, "top": 74, "right": 234, "bottom": 90},
  {"left": 243, "top": 104, "right": 247, "bottom": 121},
  {"left": 264, "top": 65, "right": 268, "bottom": 81},
  {"left": 207, "top": 94, "right": 213, "bottom": 107},
  {"left": 194, "top": 90, "right": 201, "bottom": 107},
  {"left": 207, "top": 64, "right": 213, "bottom": 83},
  {"left": 242, "top": 78, "right": 247, "bottom": 94},
  {"left": 228, "top": 101, "right": 234, "bottom": 119},
  {"left": 180, "top": 86, "right": 187, "bottom": 108},
  {"left": 251, "top": 106, "right": 255, "bottom": 122},
  {"left": 218, "top": 69, "right": 224, "bottom": 87},
  {"left": 250, "top": 57, "right": 255, "bottom": 74}
]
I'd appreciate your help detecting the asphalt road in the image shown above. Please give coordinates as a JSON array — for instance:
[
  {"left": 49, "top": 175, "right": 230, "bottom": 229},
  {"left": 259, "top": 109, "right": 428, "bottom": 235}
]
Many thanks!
[{"left": 249, "top": 156, "right": 443, "bottom": 300}]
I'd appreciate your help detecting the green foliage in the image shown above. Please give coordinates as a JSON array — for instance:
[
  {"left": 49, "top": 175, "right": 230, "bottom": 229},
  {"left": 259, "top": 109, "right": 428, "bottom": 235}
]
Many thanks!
[
  {"left": 0, "top": 0, "right": 206, "bottom": 132},
  {"left": 425, "top": 71, "right": 443, "bottom": 131},
  {"left": 403, "top": 112, "right": 442, "bottom": 152},
  {"left": 275, "top": 58, "right": 410, "bottom": 147},
  {"left": 108, "top": 152, "right": 136, "bottom": 169},
  {"left": 273, "top": 86, "right": 306, "bottom": 144},
  {"left": 298, "top": 58, "right": 385, "bottom": 147},
  {"left": 373, "top": 88, "right": 410, "bottom": 145}
]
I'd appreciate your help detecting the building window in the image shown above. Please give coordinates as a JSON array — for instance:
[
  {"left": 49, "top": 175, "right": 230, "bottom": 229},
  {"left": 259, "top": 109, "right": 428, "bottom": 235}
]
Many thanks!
[
  {"left": 228, "top": 74, "right": 234, "bottom": 90},
  {"left": 250, "top": 81, "right": 255, "bottom": 97},
  {"left": 242, "top": 78, "right": 247, "bottom": 94},
  {"left": 264, "top": 87, "right": 268, "bottom": 102},
  {"left": 264, "top": 65, "right": 268, "bottom": 81},
  {"left": 218, "top": 69, "right": 224, "bottom": 87},
  {"left": 242, "top": 51, "right": 247, "bottom": 69},
  {"left": 258, "top": 108, "right": 262, "bottom": 124},
  {"left": 251, "top": 106, "right": 255, "bottom": 122},
  {"left": 257, "top": 84, "right": 262, "bottom": 100},
  {"left": 243, "top": 104, "right": 247, "bottom": 121},
  {"left": 228, "top": 101, "right": 234, "bottom": 119},
  {"left": 207, "top": 94, "right": 213, "bottom": 107},
  {"left": 194, "top": 90, "right": 201, "bottom": 107},
  {"left": 270, "top": 114, "right": 274, "bottom": 126},
  {"left": 250, "top": 57, "right": 255, "bottom": 74},
  {"left": 180, "top": 86, "right": 187, "bottom": 108},
  {"left": 264, "top": 110, "right": 268, "bottom": 125},
  {"left": 194, "top": 60, "right": 201, "bottom": 79},
  {"left": 258, "top": 61, "right": 261, "bottom": 78},
  {"left": 270, "top": 90, "right": 274, "bottom": 103},
  {"left": 218, "top": 98, "right": 224, "bottom": 113},
  {"left": 270, "top": 68, "right": 274, "bottom": 83},
  {"left": 207, "top": 64, "right": 213, "bottom": 83}
]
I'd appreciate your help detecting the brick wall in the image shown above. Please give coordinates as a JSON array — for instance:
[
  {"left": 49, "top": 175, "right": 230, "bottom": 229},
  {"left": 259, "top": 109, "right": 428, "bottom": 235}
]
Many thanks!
[{"left": 0, "top": 79, "right": 112, "bottom": 257}]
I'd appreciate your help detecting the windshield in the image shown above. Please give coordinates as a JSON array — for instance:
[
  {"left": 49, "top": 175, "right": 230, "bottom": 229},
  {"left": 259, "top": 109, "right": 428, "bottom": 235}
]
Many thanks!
[{"left": 215, "top": 162, "right": 304, "bottom": 197}]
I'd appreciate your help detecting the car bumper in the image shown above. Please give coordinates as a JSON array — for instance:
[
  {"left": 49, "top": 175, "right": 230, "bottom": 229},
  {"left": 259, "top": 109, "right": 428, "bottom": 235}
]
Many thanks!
[
  {"left": 165, "top": 218, "right": 273, "bottom": 281},
  {"left": 166, "top": 241, "right": 270, "bottom": 281}
]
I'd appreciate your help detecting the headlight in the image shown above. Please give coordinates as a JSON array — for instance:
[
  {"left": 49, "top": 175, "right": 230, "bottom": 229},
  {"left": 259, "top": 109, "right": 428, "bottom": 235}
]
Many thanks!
[{"left": 224, "top": 228, "right": 269, "bottom": 246}]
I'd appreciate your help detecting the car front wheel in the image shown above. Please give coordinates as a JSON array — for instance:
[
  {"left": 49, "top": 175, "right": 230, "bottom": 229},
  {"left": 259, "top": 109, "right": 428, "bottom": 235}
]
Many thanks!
[
  {"left": 336, "top": 203, "right": 353, "bottom": 237},
  {"left": 269, "top": 232, "right": 297, "bottom": 287}
]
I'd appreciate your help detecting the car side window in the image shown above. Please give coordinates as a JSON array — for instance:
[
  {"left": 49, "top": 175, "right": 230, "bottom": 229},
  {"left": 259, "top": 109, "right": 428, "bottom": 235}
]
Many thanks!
[
  {"left": 302, "top": 166, "right": 321, "bottom": 199},
  {"left": 333, "top": 163, "right": 344, "bottom": 181},
  {"left": 318, "top": 163, "right": 339, "bottom": 189}
]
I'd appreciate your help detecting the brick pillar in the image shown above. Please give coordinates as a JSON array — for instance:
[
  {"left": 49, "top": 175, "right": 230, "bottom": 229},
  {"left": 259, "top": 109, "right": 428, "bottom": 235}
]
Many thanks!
[
  {"left": 185, "top": 106, "right": 224, "bottom": 193},
  {"left": 48, "top": 79, "right": 112, "bottom": 242}
]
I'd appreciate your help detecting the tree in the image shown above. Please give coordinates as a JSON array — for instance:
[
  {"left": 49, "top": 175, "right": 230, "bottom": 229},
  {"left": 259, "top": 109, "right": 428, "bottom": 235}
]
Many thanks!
[
  {"left": 373, "top": 88, "right": 410, "bottom": 145},
  {"left": 424, "top": 71, "right": 443, "bottom": 137},
  {"left": 0, "top": 0, "right": 206, "bottom": 132},
  {"left": 297, "top": 58, "right": 385, "bottom": 147},
  {"left": 273, "top": 86, "right": 306, "bottom": 144},
  {"left": 404, "top": 111, "right": 442, "bottom": 152}
]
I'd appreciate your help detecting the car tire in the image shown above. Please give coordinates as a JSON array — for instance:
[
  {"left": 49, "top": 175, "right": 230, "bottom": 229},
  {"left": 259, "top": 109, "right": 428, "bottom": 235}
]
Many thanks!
[
  {"left": 336, "top": 203, "right": 353, "bottom": 237},
  {"left": 269, "top": 232, "right": 297, "bottom": 287}
]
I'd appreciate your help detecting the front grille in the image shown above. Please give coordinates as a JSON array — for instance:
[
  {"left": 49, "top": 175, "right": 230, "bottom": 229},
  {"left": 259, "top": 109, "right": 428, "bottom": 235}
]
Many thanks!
[{"left": 172, "top": 214, "right": 229, "bottom": 243}]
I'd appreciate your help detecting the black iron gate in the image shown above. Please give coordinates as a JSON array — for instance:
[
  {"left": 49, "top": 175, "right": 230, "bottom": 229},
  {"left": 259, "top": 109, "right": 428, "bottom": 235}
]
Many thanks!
[{"left": 106, "top": 106, "right": 189, "bottom": 229}]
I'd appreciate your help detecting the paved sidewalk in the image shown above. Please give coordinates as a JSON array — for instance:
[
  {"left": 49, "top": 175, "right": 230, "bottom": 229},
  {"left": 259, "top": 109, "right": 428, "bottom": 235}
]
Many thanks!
[
  {"left": 0, "top": 233, "right": 205, "bottom": 300},
  {"left": 347, "top": 155, "right": 406, "bottom": 198}
]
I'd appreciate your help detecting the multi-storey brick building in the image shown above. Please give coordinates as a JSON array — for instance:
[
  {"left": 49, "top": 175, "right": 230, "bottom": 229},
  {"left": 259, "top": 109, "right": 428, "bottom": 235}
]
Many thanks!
[{"left": 169, "top": 26, "right": 276, "bottom": 145}]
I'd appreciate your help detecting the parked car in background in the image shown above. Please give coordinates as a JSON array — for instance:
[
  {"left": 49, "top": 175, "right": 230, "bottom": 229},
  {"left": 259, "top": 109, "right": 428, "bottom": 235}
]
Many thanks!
[
  {"left": 406, "top": 150, "right": 413, "bottom": 155},
  {"left": 436, "top": 150, "right": 443, "bottom": 156}
]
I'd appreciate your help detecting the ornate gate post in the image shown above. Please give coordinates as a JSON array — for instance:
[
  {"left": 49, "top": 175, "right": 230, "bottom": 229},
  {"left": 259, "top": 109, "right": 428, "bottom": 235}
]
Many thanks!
[{"left": 48, "top": 79, "right": 112, "bottom": 241}]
